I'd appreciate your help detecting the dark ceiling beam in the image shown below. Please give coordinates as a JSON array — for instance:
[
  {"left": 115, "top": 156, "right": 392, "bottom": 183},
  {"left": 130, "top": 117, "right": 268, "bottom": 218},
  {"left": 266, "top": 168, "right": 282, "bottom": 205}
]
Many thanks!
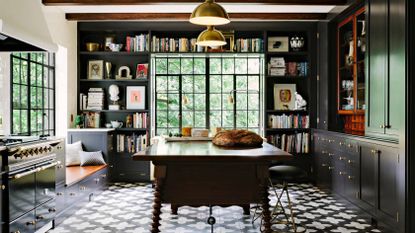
[
  {"left": 44, "top": 0, "right": 347, "bottom": 6},
  {"left": 66, "top": 12, "right": 327, "bottom": 21}
]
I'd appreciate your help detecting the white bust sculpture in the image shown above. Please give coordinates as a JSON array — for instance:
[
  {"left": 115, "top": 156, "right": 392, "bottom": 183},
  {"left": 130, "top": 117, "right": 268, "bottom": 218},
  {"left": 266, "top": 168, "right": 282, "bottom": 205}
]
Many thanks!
[
  {"left": 295, "top": 92, "right": 307, "bottom": 110},
  {"left": 108, "top": 84, "right": 120, "bottom": 110}
]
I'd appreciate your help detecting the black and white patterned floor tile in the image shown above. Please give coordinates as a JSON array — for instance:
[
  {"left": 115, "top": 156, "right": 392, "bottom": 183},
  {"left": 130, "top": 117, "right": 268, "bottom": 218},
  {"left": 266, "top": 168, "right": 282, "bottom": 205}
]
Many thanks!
[{"left": 49, "top": 183, "right": 385, "bottom": 233}]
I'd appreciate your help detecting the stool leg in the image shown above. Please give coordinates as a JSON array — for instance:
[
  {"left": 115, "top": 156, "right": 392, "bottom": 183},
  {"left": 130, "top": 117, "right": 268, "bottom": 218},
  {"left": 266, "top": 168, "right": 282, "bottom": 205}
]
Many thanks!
[
  {"left": 269, "top": 178, "right": 290, "bottom": 223},
  {"left": 284, "top": 181, "right": 297, "bottom": 233}
]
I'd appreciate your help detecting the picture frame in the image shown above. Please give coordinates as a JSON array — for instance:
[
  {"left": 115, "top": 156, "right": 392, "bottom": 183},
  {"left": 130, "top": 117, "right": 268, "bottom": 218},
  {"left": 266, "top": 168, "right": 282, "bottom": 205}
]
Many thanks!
[
  {"left": 221, "top": 31, "right": 235, "bottom": 52},
  {"left": 268, "top": 37, "right": 289, "bottom": 52},
  {"left": 88, "top": 60, "right": 104, "bottom": 80},
  {"left": 126, "top": 86, "right": 145, "bottom": 109},
  {"left": 274, "top": 84, "right": 296, "bottom": 110},
  {"left": 136, "top": 63, "right": 148, "bottom": 79}
]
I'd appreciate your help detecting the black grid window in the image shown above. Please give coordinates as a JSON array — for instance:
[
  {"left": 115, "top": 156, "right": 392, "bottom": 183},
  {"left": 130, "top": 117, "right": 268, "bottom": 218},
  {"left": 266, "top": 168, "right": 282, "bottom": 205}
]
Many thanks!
[
  {"left": 11, "top": 53, "right": 55, "bottom": 136},
  {"left": 154, "top": 54, "right": 263, "bottom": 136}
]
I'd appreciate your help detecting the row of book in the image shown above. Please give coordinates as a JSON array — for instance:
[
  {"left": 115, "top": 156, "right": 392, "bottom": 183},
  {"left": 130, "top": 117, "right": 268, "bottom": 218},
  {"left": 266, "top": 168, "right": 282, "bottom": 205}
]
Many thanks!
[
  {"left": 268, "top": 114, "right": 310, "bottom": 129},
  {"left": 235, "top": 38, "right": 264, "bottom": 52},
  {"left": 128, "top": 113, "right": 148, "bottom": 128},
  {"left": 267, "top": 133, "right": 310, "bottom": 154},
  {"left": 151, "top": 36, "right": 204, "bottom": 52},
  {"left": 126, "top": 34, "right": 150, "bottom": 52},
  {"left": 268, "top": 57, "right": 308, "bottom": 76},
  {"left": 79, "top": 112, "right": 101, "bottom": 128},
  {"left": 116, "top": 133, "right": 148, "bottom": 153},
  {"left": 80, "top": 88, "right": 104, "bottom": 111}
]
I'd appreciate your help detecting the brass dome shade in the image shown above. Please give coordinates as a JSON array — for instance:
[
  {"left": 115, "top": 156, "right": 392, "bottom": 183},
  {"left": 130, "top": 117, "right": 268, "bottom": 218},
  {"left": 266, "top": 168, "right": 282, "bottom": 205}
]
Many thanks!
[
  {"left": 190, "top": 0, "right": 230, "bottom": 26},
  {"left": 196, "top": 26, "right": 227, "bottom": 47}
]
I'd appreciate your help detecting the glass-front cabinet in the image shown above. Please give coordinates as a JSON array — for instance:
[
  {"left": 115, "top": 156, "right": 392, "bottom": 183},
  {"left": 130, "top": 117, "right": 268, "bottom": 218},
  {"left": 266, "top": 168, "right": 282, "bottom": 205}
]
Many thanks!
[{"left": 337, "top": 7, "right": 366, "bottom": 135}]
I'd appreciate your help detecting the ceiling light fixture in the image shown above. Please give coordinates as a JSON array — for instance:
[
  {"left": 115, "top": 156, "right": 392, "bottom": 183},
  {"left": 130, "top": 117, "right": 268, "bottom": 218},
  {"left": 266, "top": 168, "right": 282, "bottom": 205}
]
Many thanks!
[
  {"left": 189, "top": 0, "right": 230, "bottom": 26},
  {"left": 195, "top": 26, "right": 227, "bottom": 47}
]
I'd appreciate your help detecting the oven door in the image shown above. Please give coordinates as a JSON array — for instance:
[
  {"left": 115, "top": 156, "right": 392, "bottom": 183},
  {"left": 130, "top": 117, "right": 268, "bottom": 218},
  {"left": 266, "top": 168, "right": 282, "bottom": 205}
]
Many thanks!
[
  {"left": 35, "top": 159, "right": 57, "bottom": 206},
  {"left": 8, "top": 166, "right": 36, "bottom": 221}
]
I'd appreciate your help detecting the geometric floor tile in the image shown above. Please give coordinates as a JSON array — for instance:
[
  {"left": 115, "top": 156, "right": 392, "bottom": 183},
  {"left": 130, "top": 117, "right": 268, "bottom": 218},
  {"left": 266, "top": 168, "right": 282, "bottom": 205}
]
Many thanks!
[{"left": 49, "top": 183, "right": 384, "bottom": 233}]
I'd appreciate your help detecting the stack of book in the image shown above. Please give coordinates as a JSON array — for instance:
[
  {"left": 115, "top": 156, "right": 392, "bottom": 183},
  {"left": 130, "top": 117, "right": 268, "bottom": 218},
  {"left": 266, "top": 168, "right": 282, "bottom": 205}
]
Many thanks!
[
  {"left": 151, "top": 36, "right": 201, "bottom": 52},
  {"left": 116, "top": 133, "right": 148, "bottom": 153},
  {"left": 267, "top": 133, "right": 309, "bottom": 154},
  {"left": 268, "top": 57, "right": 286, "bottom": 76},
  {"left": 86, "top": 88, "right": 104, "bottom": 110},
  {"left": 235, "top": 38, "right": 263, "bottom": 52},
  {"left": 126, "top": 34, "right": 150, "bottom": 52},
  {"left": 268, "top": 114, "right": 309, "bottom": 129}
]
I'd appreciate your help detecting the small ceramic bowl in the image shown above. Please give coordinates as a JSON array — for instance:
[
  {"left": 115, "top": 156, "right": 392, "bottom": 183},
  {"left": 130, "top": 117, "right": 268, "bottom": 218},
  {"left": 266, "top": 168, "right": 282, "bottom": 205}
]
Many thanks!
[
  {"left": 85, "top": 42, "right": 100, "bottom": 52},
  {"left": 109, "top": 43, "right": 123, "bottom": 52}
]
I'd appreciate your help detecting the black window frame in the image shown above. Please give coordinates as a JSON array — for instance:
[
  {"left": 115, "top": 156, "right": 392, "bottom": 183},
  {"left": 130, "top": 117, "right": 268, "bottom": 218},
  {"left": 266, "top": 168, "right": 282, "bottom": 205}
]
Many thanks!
[{"left": 10, "top": 52, "right": 56, "bottom": 136}]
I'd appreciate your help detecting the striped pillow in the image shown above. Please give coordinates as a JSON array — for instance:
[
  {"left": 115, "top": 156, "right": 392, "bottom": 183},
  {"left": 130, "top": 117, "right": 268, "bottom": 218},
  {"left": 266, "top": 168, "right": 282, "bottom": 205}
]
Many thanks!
[{"left": 79, "top": 151, "right": 106, "bottom": 166}]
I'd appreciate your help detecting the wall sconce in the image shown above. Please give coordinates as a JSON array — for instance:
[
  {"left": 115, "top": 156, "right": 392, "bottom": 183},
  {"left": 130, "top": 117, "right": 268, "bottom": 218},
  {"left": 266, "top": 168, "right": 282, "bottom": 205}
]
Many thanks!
[
  {"left": 156, "top": 90, "right": 189, "bottom": 105},
  {"left": 228, "top": 90, "right": 260, "bottom": 104}
]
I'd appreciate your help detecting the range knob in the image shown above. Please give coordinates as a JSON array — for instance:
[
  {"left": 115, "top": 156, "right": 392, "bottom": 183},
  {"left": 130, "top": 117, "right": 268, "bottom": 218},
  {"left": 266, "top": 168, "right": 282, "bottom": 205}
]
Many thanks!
[
  {"left": 38, "top": 147, "right": 44, "bottom": 153},
  {"left": 32, "top": 147, "right": 39, "bottom": 155},
  {"left": 47, "top": 146, "right": 52, "bottom": 152}
]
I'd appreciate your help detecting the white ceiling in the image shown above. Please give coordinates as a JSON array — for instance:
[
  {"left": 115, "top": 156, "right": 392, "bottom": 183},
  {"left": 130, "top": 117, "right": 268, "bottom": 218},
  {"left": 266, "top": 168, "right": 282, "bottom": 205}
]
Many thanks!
[{"left": 57, "top": 4, "right": 336, "bottom": 14}]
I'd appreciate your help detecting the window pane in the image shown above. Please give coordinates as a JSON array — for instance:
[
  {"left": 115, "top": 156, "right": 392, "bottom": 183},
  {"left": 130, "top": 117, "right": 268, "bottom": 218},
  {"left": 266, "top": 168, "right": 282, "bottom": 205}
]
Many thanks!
[
  {"left": 222, "top": 111, "right": 234, "bottom": 127},
  {"left": 181, "top": 58, "right": 193, "bottom": 74},
  {"left": 12, "top": 58, "right": 20, "bottom": 83},
  {"left": 30, "top": 63, "right": 37, "bottom": 85},
  {"left": 209, "top": 94, "right": 221, "bottom": 110},
  {"left": 37, "top": 87, "right": 43, "bottom": 109},
  {"left": 12, "top": 85, "right": 20, "bottom": 108},
  {"left": 209, "top": 111, "right": 221, "bottom": 128},
  {"left": 222, "top": 75, "right": 233, "bottom": 92},
  {"left": 210, "top": 58, "right": 221, "bottom": 74},
  {"left": 194, "top": 112, "right": 206, "bottom": 128},
  {"left": 194, "top": 75, "right": 205, "bottom": 93},
  {"left": 236, "top": 93, "right": 247, "bottom": 110},
  {"left": 21, "top": 86, "right": 28, "bottom": 109},
  {"left": 236, "top": 75, "right": 247, "bottom": 90},
  {"left": 183, "top": 94, "right": 193, "bottom": 110},
  {"left": 155, "top": 58, "right": 167, "bottom": 74},
  {"left": 248, "top": 58, "right": 260, "bottom": 74},
  {"left": 168, "top": 58, "right": 180, "bottom": 74},
  {"left": 236, "top": 111, "right": 247, "bottom": 128},
  {"left": 235, "top": 58, "right": 247, "bottom": 74},
  {"left": 156, "top": 76, "right": 167, "bottom": 91},
  {"left": 168, "top": 76, "right": 179, "bottom": 90},
  {"left": 30, "top": 86, "right": 37, "bottom": 108},
  {"left": 36, "top": 65, "right": 43, "bottom": 86},
  {"left": 21, "top": 61, "right": 28, "bottom": 84},
  {"left": 48, "top": 89, "right": 54, "bottom": 110},
  {"left": 222, "top": 58, "right": 234, "bottom": 74},
  {"left": 156, "top": 111, "right": 167, "bottom": 127},
  {"left": 194, "top": 94, "right": 206, "bottom": 111},
  {"left": 182, "top": 111, "right": 193, "bottom": 127},
  {"left": 209, "top": 75, "right": 221, "bottom": 93},
  {"left": 222, "top": 94, "right": 233, "bottom": 110},
  {"left": 249, "top": 94, "right": 259, "bottom": 110},
  {"left": 157, "top": 128, "right": 168, "bottom": 136},
  {"left": 248, "top": 110, "right": 259, "bottom": 127},
  {"left": 248, "top": 75, "right": 259, "bottom": 91},
  {"left": 30, "top": 110, "right": 37, "bottom": 132},
  {"left": 168, "top": 94, "right": 179, "bottom": 110},
  {"left": 12, "top": 110, "right": 20, "bottom": 134},
  {"left": 182, "top": 75, "right": 193, "bottom": 93},
  {"left": 194, "top": 58, "right": 205, "bottom": 74},
  {"left": 168, "top": 111, "right": 180, "bottom": 127}
]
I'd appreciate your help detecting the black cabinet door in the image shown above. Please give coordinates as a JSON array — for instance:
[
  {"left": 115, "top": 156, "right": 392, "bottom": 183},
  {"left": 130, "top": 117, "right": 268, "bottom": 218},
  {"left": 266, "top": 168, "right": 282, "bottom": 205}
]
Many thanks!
[
  {"left": 378, "top": 146, "right": 398, "bottom": 219},
  {"left": 331, "top": 152, "right": 345, "bottom": 195},
  {"left": 314, "top": 144, "right": 331, "bottom": 189},
  {"left": 360, "top": 145, "right": 377, "bottom": 209},
  {"left": 344, "top": 150, "right": 360, "bottom": 203},
  {"left": 366, "top": 0, "right": 387, "bottom": 136}
]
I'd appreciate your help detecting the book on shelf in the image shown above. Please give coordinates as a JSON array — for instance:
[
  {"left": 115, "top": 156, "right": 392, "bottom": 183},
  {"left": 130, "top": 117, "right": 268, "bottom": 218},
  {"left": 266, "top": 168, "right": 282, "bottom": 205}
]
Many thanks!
[
  {"left": 86, "top": 88, "right": 104, "bottom": 110},
  {"left": 136, "top": 63, "right": 148, "bottom": 79},
  {"left": 152, "top": 36, "right": 203, "bottom": 52},
  {"left": 268, "top": 114, "right": 309, "bottom": 129},
  {"left": 235, "top": 38, "right": 263, "bottom": 52},
  {"left": 116, "top": 133, "right": 148, "bottom": 153},
  {"left": 126, "top": 34, "right": 149, "bottom": 52},
  {"left": 81, "top": 112, "right": 101, "bottom": 128},
  {"left": 267, "top": 133, "right": 309, "bottom": 154},
  {"left": 268, "top": 57, "right": 308, "bottom": 76},
  {"left": 126, "top": 112, "right": 148, "bottom": 128}
]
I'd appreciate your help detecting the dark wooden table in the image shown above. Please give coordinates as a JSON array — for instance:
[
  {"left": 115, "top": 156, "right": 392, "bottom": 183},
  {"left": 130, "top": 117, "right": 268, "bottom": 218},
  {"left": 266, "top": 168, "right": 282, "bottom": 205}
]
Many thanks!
[{"left": 133, "top": 140, "right": 291, "bottom": 233}]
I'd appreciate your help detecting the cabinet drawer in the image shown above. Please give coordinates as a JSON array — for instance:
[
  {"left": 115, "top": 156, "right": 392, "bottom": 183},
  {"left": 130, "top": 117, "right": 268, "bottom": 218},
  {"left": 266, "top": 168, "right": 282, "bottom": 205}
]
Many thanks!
[
  {"left": 9, "top": 210, "right": 36, "bottom": 233},
  {"left": 35, "top": 200, "right": 55, "bottom": 231}
]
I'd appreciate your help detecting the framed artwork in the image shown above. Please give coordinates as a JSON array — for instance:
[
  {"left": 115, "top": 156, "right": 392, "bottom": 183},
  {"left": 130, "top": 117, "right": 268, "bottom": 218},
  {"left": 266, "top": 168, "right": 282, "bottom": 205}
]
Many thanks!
[
  {"left": 126, "top": 86, "right": 145, "bottom": 109},
  {"left": 274, "top": 84, "right": 296, "bottom": 110},
  {"left": 136, "top": 63, "right": 148, "bottom": 79},
  {"left": 88, "top": 60, "right": 104, "bottom": 80},
  {"left": 268, "top": 37, "right": 289, "bottom": 52},
  {"left": 222, "top": 31, "right": 235, "bottom": 52}
]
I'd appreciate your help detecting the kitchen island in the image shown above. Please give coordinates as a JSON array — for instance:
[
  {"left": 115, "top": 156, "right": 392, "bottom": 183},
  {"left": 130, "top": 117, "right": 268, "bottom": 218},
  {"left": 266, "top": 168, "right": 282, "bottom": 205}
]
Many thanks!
[{"left": 133, "top": 140, "right": 291, "bottom": 233}]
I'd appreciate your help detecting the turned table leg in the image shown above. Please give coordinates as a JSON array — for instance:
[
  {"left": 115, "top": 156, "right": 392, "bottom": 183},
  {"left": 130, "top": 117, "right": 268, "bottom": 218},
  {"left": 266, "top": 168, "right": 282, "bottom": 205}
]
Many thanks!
[
  {"left": 261, "top": 180, "right": 272, "bottom": 233},
  {"left": 152, "top": 179, "right": 163, "bottom": 233},
  {"left": 171, "top": 204, "right": 179, "bottom": 215},
  {"left": 242, "top": 204, "right": 250, "bottom": 215}
]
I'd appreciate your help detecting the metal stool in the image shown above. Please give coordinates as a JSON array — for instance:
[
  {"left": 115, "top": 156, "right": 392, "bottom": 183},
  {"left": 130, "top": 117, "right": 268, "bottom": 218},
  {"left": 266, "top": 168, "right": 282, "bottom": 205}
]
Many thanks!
[{"left": 252, "top": 165, "right": 307, "bottom": 232}]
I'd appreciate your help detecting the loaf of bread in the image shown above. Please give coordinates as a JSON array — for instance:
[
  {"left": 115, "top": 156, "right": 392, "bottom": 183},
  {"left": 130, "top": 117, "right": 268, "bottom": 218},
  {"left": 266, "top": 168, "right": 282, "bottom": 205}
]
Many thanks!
[{"left": 212, "top": 129, "right": 263, "bottom": 147}]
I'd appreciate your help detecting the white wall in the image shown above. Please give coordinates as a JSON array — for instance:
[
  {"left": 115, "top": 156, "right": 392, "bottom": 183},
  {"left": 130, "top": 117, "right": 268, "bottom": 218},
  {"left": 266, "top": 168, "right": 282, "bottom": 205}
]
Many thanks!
[{"left": 0, "top": 53, "right": 11, "bottom": 136}]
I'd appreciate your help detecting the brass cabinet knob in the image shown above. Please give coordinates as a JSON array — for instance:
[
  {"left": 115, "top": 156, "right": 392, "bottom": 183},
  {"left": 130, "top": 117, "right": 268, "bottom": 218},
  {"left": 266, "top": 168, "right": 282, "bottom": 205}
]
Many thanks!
[
  {"left": 380, "top": 124, "right": 385, "bottom": 128},
  {"left": 56, "top": 192, "right": 63, "bottom": 196},
  {"left": 371, "top": 149, "right": 379, "bottom": 154},
  {"left": 321, "top": 163, "right": 328, "bottom": 167},
  {"left": 339, "top": 142, "right": 345, "bottom": 146},
  {"left": 36, "top": 215, "right": 44, "bottom": 220},
  {"left": 1, "top": 185, "right": 5, "bottom": 190},
  {"left": 347, "top": 160, "right": 354, "bottom": 164},
  {"left": 80, "top": 186, "right": 86, "bottom": 191},
  {"left": 328, "top": 139, "right": 335, "bottom": 143},
  {"left": 321, "top": 150, "right": 328, "bottom": 154},
  {"left": 70, "top": 192, "right": 76, "bottom": 196},
  {"left": 328, "top": 166, "right": 334, "bottom": 170},
  {"left": 348, "top": 175, "right": 354, "bottom": 180},
  {"left": 339, "top": 171, "right": 346, "bottom": 175},
  {"left": 49, "top": 208, "right": 56, "bottom": 212},
  {"left": 339, "top": 156, "right": 346, "bottom": 160},
  {"left": 26, "top": 220, "right": 36, "bottom": 226},
  {"left": 328, "top": 153, "right": 335, "bottom": 156}
]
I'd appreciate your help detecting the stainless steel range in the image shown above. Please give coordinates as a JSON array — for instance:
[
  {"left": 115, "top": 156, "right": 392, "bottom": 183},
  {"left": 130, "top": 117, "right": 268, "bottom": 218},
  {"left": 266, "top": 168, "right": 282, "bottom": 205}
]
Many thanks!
[{"left": 1, "top": 136, "right": 63, "bottom": 233}]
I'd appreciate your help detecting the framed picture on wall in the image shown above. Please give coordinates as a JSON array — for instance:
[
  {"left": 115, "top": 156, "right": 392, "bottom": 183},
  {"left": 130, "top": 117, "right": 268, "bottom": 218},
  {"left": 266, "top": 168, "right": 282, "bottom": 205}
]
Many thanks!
[
  {"left": 88, "top": 60, "right": 104, "bottom": 80},
  {"left": 274, "top": 84, "right": 296, "bottom": 110},
  {"left": 126, "top": 86, "right": 145, "bottom": 109},
  {"left": 268, "top": 37, "right": 289, "bottom": 52}
]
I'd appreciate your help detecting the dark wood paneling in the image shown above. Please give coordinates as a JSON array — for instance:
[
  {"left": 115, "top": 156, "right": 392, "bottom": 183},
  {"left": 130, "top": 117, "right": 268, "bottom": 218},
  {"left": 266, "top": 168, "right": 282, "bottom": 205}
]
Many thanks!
[
  {"left": 66, "top": 13, "right": 327, "bottom": 21},
  {"left": 44, "top": 0, "right": 347, "bottom": 6}
]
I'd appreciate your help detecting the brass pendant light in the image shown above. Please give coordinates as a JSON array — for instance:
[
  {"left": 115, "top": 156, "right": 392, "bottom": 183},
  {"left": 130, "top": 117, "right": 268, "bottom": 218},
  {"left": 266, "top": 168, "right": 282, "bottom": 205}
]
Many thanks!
[
  {"left": 196, "top": 26, "right": 227, "bottom": 47},
  {"left": 190, "top": 0, "right": 230, "bottom": 26}
]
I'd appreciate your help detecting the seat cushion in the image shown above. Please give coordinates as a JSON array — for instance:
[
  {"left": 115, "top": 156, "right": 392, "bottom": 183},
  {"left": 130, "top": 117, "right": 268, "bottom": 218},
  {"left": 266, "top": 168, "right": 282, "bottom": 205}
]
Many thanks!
[
  {"left": 269, "top": 165, "right": 307, "bottom": 182},
  {"left": 66, "top": 141, "right": 83, "bottom": 166},
  {"left": 79, "top": 151, "right": 106, "bottom": 166}
]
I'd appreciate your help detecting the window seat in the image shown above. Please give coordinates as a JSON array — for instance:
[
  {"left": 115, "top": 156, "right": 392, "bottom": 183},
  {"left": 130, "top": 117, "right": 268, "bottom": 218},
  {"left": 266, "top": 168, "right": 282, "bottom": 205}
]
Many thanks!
[{"left": 65, "top": 164, "right": 108, "bottom": 186}]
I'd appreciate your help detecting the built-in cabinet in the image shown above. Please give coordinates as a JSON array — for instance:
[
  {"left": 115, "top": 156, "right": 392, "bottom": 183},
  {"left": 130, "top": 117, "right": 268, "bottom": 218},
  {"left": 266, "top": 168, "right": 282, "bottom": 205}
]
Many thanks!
[
  {"left": 313, "top": 130, "right": 401, "bottom": 232},
  {"left": 366, "top": 0, "right": 405, "bottom": 140}
]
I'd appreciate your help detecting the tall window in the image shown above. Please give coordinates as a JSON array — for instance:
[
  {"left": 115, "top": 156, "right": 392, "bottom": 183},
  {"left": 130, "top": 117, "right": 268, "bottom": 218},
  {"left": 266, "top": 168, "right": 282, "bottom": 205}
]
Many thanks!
[
  {"left": 153, "top": 54, "right": 264, "bottom": 136},
  {"left": 11, "top": 53, "right": 55, "bottom": 136}
]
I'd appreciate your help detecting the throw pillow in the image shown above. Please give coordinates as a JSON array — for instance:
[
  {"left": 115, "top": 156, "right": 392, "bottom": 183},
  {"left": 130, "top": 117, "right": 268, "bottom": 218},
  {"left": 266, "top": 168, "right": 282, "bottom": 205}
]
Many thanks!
[
  {"left": 79, "top": 151, "right": 106, "bottom": 166},
  {"left": 66, "top": 141, "right": 83, "bottom": 166}
]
